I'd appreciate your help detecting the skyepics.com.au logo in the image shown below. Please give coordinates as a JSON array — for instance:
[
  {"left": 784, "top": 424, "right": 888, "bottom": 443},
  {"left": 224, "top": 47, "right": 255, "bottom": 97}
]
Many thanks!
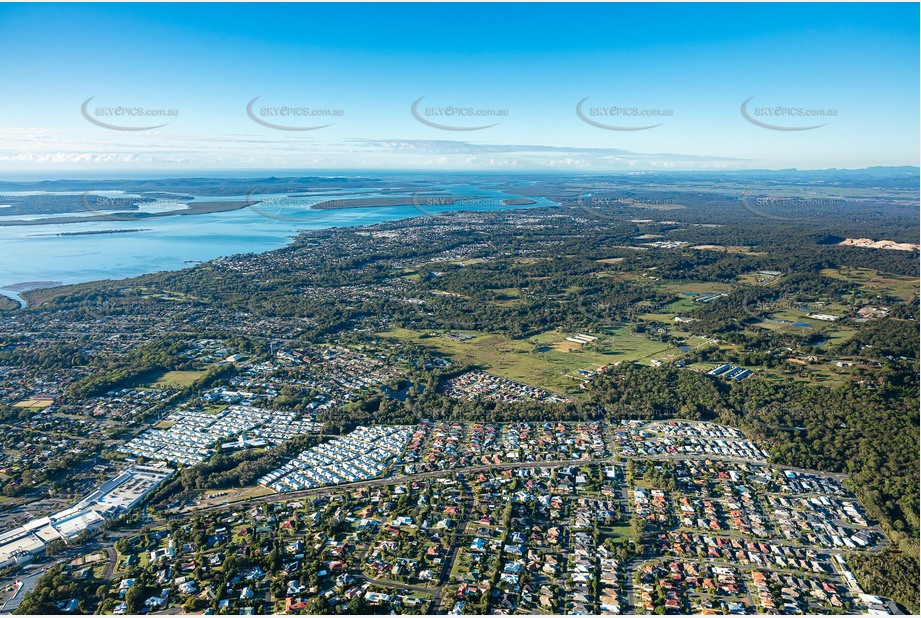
[
  {"left": 245, "top": 185, "right": 329, "bottom": 222},
  {"left": 410, "top": 190, "right": 508, "bottom": 218},
  {"left": 79, "top": 295, "right": 151, "bottom": 324},
  {"left": 576, "top": 97, "right": 673, "bottom": 131},
  {"left": 245, "top": 186, "right": 505, "bottom": 223},
  {"left": 81, "top": 97, "right": 178, "bottom": 131},
  {"left": 739, "top": 192, "right": 843, "bottom": 221},
  {"left": 81, "top": 191, "right": 190, "bottom": 221},
  {"left": 740, "top": 96, "right": 837, "bottom": 131},
  {"left": 246, "top": 97, "right": 344, "bottom": 131},
  {"left": 573, "top": 189, "right": 676, "bottom": 221},
  {"left": 411, "top": 97, "right": 507, "bottom": 131},
  {"left": 81, "top": 191, "right": 143, "bottom": 220}
]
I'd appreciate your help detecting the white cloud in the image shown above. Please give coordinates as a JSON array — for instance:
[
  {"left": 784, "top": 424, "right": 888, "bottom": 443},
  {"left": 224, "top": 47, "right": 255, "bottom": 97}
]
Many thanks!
[{"left": 0, "top": 129, "right": 750, "bottom": 171}]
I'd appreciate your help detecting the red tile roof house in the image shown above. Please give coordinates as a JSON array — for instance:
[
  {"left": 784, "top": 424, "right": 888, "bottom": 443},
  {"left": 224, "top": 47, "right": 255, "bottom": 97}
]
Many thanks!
[{"left": 286, "top": 598, "right": 308, "bottom": 613}]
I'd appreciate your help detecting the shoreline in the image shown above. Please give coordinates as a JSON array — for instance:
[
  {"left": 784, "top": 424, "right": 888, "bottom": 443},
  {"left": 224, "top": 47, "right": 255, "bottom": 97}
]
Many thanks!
[
  {"left": 8, "top": 199, "right": 555, "bottom": 308},
  {"left": 2, "top": 281, "right": 65, "bottom": 308},
  {"left": 310, "top": 195, "right": 488, "bottom": 209},
  {"left": 0, "top": 200, "right": 250, "bottom": 226},
  {"left": 0, "top": 289, "right": 28, "bottom": 309}
]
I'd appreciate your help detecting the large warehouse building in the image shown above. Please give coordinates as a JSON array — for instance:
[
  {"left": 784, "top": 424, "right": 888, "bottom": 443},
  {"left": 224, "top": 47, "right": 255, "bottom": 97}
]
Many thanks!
[{"left": 0, "top": 465, "right": 173, "bottom": 569}]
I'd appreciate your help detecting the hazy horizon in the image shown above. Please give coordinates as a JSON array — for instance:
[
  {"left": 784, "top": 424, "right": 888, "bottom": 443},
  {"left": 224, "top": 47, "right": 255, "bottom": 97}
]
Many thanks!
[{"left": 1, "top": 165, "right": 919, "bottom": 184}]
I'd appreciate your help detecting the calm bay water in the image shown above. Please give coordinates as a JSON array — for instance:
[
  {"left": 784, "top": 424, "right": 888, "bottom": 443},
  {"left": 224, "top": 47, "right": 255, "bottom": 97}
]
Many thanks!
[{"left": 0, "top": 185, "right": 555, "bottom": 305}]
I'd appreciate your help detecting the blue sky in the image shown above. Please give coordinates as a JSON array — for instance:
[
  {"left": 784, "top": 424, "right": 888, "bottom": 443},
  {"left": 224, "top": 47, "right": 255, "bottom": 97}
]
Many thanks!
[{"left": 0, "top": 2, "right": 917, "bottom": 173}]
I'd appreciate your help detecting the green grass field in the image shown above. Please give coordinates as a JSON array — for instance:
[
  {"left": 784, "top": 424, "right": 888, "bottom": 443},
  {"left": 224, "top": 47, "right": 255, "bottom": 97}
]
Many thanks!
[
  {"left": 657, "top": 281, "right": 733, "bottom": 295},
  {"left": 601, "top": 523, "right": 634, "bottom": 543},
  {"left": 821, "top": 267, "right": 918, "bottom": 302},
  {"left": 381, "top": 326, "right": 678, "bottom": 394},
  {"left": 636, "top": 296, "right": 701, "bottom": 323},
  {"left": 752, "top": 309, "right": 858, "bottom": 345},
  {"left": 145, "top": 369, "right": 207, "bottom": 388},
  {"left": 136, "top": 287, "right": 204, "bottom": 303}
]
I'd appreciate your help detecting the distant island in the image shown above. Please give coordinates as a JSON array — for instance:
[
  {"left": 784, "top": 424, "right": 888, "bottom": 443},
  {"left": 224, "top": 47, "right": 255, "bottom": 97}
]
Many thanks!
[
  {"left": 1, "top": 280, "right": 63, "bottom": 292},
  {"left": 310, "top": 195, "right": 489, "bottom": 210},
  {"left": 0, "top": 201, "right": 251, "bottom": 226},
  {"left": 35, "top": 229, "right": 150, "bottom": 237}
]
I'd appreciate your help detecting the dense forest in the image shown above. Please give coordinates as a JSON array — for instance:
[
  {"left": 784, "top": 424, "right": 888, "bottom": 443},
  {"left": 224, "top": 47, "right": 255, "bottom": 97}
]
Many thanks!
[{"left": 848, "top": 552, "right": 920, "bottom": 614}]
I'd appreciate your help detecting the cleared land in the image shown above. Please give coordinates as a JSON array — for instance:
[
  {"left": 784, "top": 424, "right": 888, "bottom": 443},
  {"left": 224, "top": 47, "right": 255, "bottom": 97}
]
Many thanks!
[
  {"left": 821, "top": 267, "right": 919, "bottom": 302},
  {"left": 145, "top": 369, "right": 207, "bottom": 388},
  {"left": 381, "top": 326, "right": 678, "bottom": 394},
  {"left": 12, "top": 399, "right": 54, "bottom": 409}
]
